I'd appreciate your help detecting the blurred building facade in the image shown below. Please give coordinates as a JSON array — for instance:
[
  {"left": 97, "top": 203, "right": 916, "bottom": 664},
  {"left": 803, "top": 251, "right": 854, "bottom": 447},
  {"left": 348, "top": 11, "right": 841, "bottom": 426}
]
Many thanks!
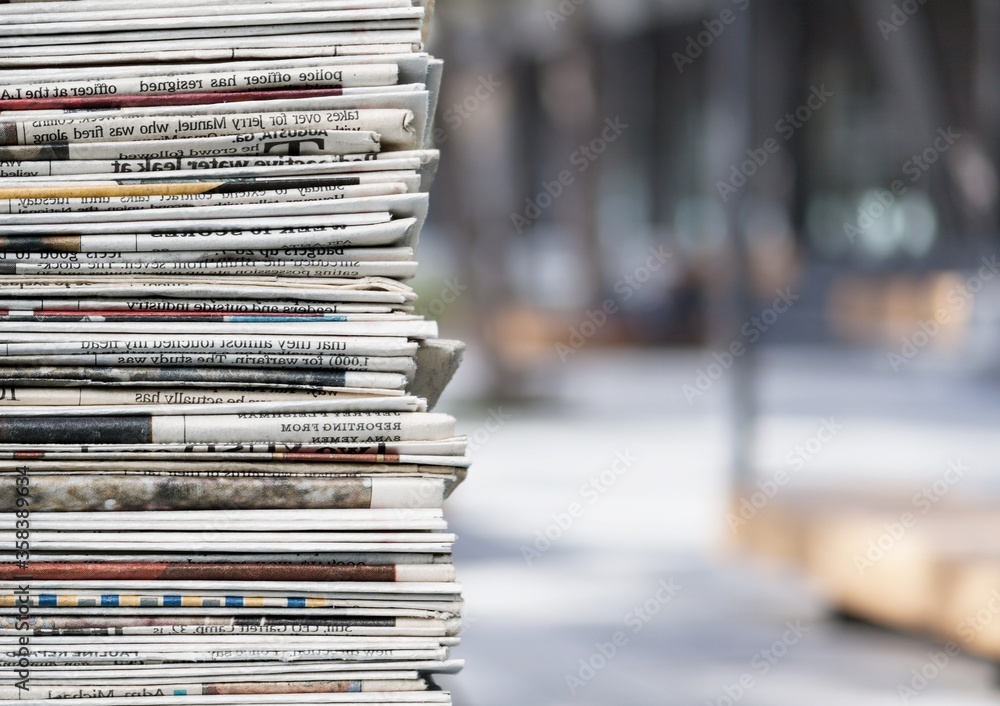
[{"left": 421, "top": 0, "right": 1000, "bottom": 395}]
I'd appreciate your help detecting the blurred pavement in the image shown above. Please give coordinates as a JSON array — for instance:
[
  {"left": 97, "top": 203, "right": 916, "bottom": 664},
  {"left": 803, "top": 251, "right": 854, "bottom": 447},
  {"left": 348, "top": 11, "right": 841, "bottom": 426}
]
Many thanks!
[{"left": 437, "top": 347, "right": 1000, "bottom": 705}]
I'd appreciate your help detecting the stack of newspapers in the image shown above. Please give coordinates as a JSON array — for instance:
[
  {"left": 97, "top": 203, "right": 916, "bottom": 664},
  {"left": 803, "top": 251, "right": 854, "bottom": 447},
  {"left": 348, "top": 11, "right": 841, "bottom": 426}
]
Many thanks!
[{"left": 0, "top": 1, "right": 468, "bottom": 705}]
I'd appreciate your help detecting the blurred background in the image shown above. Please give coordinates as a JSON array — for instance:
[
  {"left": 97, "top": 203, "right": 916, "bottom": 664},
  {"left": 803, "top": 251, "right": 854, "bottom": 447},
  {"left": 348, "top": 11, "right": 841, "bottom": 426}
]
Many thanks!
[{"left": 418, "top": 0, "right": 1000, "bottom": 703}]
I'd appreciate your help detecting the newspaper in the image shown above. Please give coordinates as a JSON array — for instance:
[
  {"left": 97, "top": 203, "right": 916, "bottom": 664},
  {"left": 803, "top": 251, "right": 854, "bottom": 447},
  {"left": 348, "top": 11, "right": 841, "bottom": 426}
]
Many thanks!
[
  {"left": 0, "top": 0, "right": 415, "bottom": 16},
  {"left": 0, "top": 355, "right": 416, "bottom": 376},
  {"left": 0, "top": 613, "right": 454, "bottom": 631},
  {"left": 0, "top": 690, "right": 449, "bottom": 705},
  {"left": 0, "top": 4, "right": 466, "bottom": 701},
  {"left": 0, "top": 506, "right": 446, "bottom": 528},
  {"left": 0, "top": 278, "right": 418, "bottom": 305},
  {"left": 0, "top": 191, "right": 427, "bottom": 227},
  {"left": 0, "top": 602, "right": 463, "bottom": 617},
  {"left": 0, "top": 64, "right": 398, "bottom": 101},
  {"left": 0, "top": 438, "right": 467, "bottom": 456},
  {"left": 0, "top": 458, "right": 464, "bottom": 474},
  {"left": 0, "top": 636, "right": 453, "bottom": 652},
  {"left": 0, "top": 664, "right": 452, "bottom": 684},
  {"left": 0, "top": 536, "right": 456, "bottom": 553},
  {"left": 0, "top": 638, "right": 454, "bottom": 654},
  {"left": 0, "top": 388, "right": 428, "bottom": 407},
  {"left": 2, "top": 8, "right": 423, "bottom": 41},
  {"left": 0, "top": 172, "right": 418, "bottom": 199},
  {"left": 0, "top": 53, "right": 429, "bottom": 88},
  {"left": 0, "top": 260, "right": 419, "bottom": 278},
  {"left": 0, "top": 659, "right": 463, "bottom": 679},
  {"left": 0, "top": 680, "right": 427, "bottom": 699},
  {"left": 0, "top": 183, "right": 411, "bottom": 214},
  {"left": 0, "top": 553, "right": 452, "bottom": 567},
  {"left": 0, "top": 682, "right": 429, "bottom": 700},
  {"left": 0, "top": 334, "right": 418, "bottom": 356},
  {"left": 0, "top": 367, "right": 409, "bottom": 391},
  {"left": 0, "top": 296, "right": 398, "bottom": 310},
  {"left": 0, "top": 109, "right": 416, "bottom": 152},
  {"left": 0, "top": 130, "right": 381, "bottom": 162},
  {"left": 0, "top": 314, "right": 416, "bottom": 323},
  {"left": 2, "top": 22, "right": 424, "bottom": 50},
  {"left": 0, "top": 194, "right": 427, "bottom": 230},
  {"left": 0, "top": 87, "right": 357, "bottom": 112},
  {"left": 0, "top": 648, "right": 450, "bottom": 666},
  {"left": 0, "top": 318, "right": 437, "bottom": 335},
  {"left": 0, "top": 397, "right": 424, "bottom": 419},
  {"left": 2, "top": 89, "right": 433, "bottom": 144},
  {"left": 0, "top": 87, "right": 432, "bottom": 123},
  {"left": 0, "top": 5, "right": 423, "bottom": 40},
  {"left": 0, "top": 222, "right": 414, "bottom": 254},
  {"left": 0, "top": 84, "right": 423, "bottom": 109},
  {"left": 0, "top": 150, "right": 437, "bottom": 180},
  {"left": 0, "top": 395, "right": 444, "bottom": 419},
  {"left": 0, "top": 475, "right": 450, "bottom": 512},
  {"left": 0, "top": 411, "right": 455, "bottom": 444},
  {"left": 1, "top": 614, "right": 453, "bottom": 634},
  {"left": 12, "top": 89, "right": 436, "bottom": 155},
  {"left": 0, "top": 246, "right": 414, "bottom": 264},
  {"left": 0, "top": 43, "right": 424, "bottom": 69},
  {"left": 0, "top": 30, "right": 424, "bottom": 63},
  {"left": 0, "top": 108, "right": 408, "bottom": 145}
]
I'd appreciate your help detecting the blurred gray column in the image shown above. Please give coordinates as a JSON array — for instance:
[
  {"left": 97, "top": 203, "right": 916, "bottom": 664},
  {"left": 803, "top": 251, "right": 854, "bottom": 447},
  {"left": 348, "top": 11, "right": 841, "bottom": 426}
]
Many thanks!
[{"left": 705, "top": 0, "right": 756, "bottom": 494}]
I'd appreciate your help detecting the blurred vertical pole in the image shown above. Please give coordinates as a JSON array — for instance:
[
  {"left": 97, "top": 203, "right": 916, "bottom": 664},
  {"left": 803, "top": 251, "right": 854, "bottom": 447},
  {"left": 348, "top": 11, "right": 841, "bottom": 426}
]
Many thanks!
[
  {"left": 706, "top": 1, "right": 756, "bottom": 494},
  {"left": 576, "top": 33, "right": 606, "bottom": 301},
  {"left": 975, "top": 0, "right": 1000, "bottom": 242}
]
